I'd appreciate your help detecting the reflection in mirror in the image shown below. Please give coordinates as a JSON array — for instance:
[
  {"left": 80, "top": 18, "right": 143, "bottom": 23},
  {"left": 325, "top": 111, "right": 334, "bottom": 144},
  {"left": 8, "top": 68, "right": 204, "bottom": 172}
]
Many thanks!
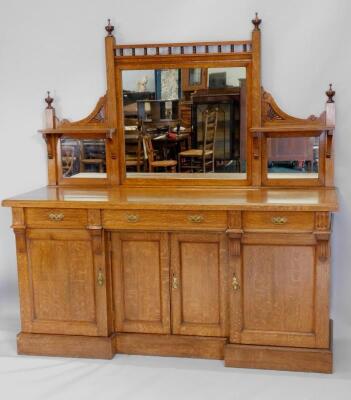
[
  {"left": 122, "top": 67, "right": 247, "bottom": 179},
  {"left": 267, "top": 136, "right": 319, "bottom": 179},
  {"left": 60, "top": 138, "right": 106, "bottom": 179},
  {"left": 189, "top": 68, "right": 202, "bottom": 86}
]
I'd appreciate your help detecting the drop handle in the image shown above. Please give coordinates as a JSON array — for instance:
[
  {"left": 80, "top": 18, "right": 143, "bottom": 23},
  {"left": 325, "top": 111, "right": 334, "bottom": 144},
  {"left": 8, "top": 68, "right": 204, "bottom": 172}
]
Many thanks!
[
  {"left": 97, "top": 269, "right": 104, "bottom": 287},
  {"left": 232, "top": 273, "right": 240, "bottom": 291},
  {"left": 172, "top": 272, "right": 179, "bottom": 289}
]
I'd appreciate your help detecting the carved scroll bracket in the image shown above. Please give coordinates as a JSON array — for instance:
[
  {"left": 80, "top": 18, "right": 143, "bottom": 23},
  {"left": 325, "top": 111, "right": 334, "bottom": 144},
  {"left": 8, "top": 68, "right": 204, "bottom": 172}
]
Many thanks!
[
  {"left": 316, "top": 238, "right": 330, "bottom": 262},
  {"left": 43, "top": 133, "right": 58, "bottom": 159},
  {"left": 227, "top": 212, "right": 243, "bottom": 258},
  {"left": 229, "top": 237, "right": 242, "bottom": 257},
  {"left": 326, "top": 130, "right": 334, "bottom": 159},
  {"left": 13, "top": 227, "right": 27, "bottom": 254},
  {"left": 315, "top": 231, "right": 330, "bottom": 262},
  {"left": 315, "top": 212, "right": 331, "bottom": 231}
]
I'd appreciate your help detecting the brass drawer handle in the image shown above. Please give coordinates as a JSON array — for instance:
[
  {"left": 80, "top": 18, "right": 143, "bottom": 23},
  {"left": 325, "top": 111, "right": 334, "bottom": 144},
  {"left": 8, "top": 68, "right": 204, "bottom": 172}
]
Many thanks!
[
  {"left": 188, "top": 215, "right": 204, "bottom": 223},
  {"left": 232, "top": 273, "right": 240, "bottom": 291},
  {"left": 271, "top": 216, "right": 288, "bottom": 225},
  {"left": 97, "top": 269, "right": 104, "bottom": 287},
  {"left": 172, "top": 273, "right": 179, "bottom": 289},
  {"left": 126, "top": 214, "right": 139, "bottom": 223},
  {"left": 48, "top": 212, "right": 64, "bottom": 221}
]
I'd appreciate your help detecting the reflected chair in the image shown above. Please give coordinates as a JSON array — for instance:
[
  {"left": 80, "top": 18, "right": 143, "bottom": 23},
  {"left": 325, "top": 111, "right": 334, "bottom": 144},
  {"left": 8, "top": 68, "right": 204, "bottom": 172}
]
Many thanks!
[
  {"left": 79, "top": 140, "right": 105, "bottom": 173},
  {"left": 61, "top": 146, "right": 75, "bottom": 177},
  {"left": 178, "top": 108, "right": 218, "bottom": 173},
  {"left": 124, "top": 119, "right": 145, "bottom": 172},
  {"left": 143, "top": 134, "right": 177, "bottom": 173},
  {"left": 125, "top": 131, "right": 144, "bottom": 172}
]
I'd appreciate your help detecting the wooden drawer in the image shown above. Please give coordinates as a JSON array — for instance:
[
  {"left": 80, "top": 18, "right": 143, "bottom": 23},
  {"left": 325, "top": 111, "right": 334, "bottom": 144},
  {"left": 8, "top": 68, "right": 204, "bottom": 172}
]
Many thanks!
[
  {"left": 243, "top": 211, "right": 314, "bottom": 231},
  {"left": 102, "top": 210, "right": 227, "bottom": 231},
  {"left": 25, "top": 208, "right": 88, "bottom": 228}
]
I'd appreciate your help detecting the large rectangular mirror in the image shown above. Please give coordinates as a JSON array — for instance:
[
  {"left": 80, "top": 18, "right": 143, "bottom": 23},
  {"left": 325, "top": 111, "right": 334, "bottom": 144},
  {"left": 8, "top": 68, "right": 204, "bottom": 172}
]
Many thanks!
[{"left": 122, "top": 66, "right": 247, "bottom": 179}]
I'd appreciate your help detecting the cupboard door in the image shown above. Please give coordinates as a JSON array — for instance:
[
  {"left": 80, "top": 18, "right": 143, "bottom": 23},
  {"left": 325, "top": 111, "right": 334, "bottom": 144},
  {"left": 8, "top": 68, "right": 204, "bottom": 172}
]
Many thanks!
[
  {"left": 171, "top": 233, "right": 228, "bottom": 337},
  {"left": 230, "top": 238, "right": 329, "bottom": 348},
  {"left": 22, "top": 229, "right": 108, "bottom": 336},
  {"left": 111, "top": 232, "right": 170, "bottom": 334}
]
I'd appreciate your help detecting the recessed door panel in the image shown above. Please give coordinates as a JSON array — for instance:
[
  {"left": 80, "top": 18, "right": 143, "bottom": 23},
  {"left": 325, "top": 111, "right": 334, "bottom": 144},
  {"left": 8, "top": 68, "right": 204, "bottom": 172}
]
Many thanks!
[
  {"left": 112, "top": 232, "right": 170, "bottom": 334},
  {"left": 171, "top": 233, "right": 228, "bottom": 337}
]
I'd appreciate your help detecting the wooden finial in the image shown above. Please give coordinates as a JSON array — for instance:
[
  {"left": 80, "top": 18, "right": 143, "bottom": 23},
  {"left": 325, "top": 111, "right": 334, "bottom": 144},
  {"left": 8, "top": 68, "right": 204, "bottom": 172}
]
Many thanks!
[
  {"left": 105, "top": 19, "right": 114, "bottom": 36},
  {"left": 326, "top": 83, "right": 335, "bottom": 103},
  {"left": 45, "top": 91, "right": 54, "bottom": 109},
  {"left": 252, "top": 12, "right": 262, "bottom": 31}
]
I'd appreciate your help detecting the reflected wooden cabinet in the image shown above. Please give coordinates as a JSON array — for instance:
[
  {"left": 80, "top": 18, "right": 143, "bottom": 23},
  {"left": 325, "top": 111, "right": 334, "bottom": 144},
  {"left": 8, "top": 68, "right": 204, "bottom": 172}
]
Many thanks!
[
  {"left": 19, "top": 229, "right": 108, "bottom": 336},
  {"left": 181, "top": 68, "right": 208, "bottom": 92}
]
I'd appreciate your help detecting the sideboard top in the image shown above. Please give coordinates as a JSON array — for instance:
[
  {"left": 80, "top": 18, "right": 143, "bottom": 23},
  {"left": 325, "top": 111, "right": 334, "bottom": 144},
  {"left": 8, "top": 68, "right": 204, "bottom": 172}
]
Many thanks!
[{"left": 2, "top": 186, "right": 338, "bottom": 211}]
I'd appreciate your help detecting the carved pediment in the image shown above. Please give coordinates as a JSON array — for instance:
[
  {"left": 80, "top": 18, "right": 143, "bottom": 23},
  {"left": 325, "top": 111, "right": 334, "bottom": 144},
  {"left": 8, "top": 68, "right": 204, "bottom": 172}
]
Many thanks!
[
  {"left": 261, "top": 90, "right": 326, "bottom": 125},
  {"left": 57, "top": 95, "right": 107, "bottom": 128}
]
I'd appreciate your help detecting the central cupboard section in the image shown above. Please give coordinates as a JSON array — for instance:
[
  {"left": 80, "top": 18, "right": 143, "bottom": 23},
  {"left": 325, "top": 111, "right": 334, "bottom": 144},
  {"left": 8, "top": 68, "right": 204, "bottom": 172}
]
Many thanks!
[{"left": 111, "top": 232, "right": 228, "bottom": 337}]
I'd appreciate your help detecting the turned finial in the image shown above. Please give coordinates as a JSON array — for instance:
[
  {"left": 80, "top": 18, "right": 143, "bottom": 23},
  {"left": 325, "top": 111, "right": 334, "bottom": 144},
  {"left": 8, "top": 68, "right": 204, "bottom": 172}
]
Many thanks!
[
  {"left": 252, "top": 12, "right": 262, "bottom": 31},
  {"left": 105, "top": 19, "right": 114, "bottom": 36},
  {"left": 45, "top": 91, "right": 54, "bottom": 109},
  {"left": 326, "top": 83, "right": 335, "bottom": 103}
]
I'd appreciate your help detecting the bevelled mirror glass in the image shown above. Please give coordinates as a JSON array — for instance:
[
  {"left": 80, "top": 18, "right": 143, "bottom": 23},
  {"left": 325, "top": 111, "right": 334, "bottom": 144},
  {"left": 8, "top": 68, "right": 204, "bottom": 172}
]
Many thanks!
[
  {"left": 122, "top": 66, "right": 247, "bottom": 179},
  {"left": 267, "top": 136, "right": 319, "bottom": 179},
  {"left": 60, "top": 138, "right": 106, "bottom": 179}
]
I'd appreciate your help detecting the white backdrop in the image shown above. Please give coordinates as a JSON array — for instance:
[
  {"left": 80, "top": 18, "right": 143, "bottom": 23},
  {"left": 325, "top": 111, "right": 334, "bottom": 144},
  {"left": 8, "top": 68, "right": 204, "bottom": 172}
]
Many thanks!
[{"left": 1, "top": 1, "right": 351, "bottom": 398}]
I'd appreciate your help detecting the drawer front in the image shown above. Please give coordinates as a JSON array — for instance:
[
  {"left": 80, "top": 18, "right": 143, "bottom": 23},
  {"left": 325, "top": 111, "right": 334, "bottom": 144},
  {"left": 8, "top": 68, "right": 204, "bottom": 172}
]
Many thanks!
[
  {"left": 243, "top": 211, "right": 314, "bottom": 231},
  {"left": 26, "top": 208, "right": 88, "bottom": 228},
  {"left": 103, "top": 210, "right": 227, "bottom": 230}
]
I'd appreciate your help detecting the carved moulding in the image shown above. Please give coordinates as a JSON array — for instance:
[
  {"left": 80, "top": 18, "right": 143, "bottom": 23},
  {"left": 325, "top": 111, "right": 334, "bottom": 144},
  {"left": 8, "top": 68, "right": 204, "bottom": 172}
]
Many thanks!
[
  {"left": 57, "top": 95, "right": 108, "bottom": 128},
  {"left": 261, "top": 90, "right": 326, "bottom": 125}
]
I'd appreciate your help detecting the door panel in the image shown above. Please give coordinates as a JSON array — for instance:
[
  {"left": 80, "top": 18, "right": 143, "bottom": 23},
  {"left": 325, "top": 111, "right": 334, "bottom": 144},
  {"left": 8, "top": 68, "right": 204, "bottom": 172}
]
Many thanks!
[
  {"left": 230, "top": 238, "right": 329, "bottom": 348},
  {"left": 243, "top": 245, "right": 314, "bottom": 333},
  {"left": 171, "top": 233, "right": 228, "bottom": 337},
  {"left": 24, "top": 229, "right": 108, "bottom": 336},
  {"left": 111, "top": 232, "right": 170, "bottom": 334}
]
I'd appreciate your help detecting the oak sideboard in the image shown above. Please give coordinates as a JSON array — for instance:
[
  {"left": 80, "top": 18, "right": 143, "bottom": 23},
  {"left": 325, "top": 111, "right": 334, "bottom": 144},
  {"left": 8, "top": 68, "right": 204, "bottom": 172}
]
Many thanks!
[{"left": 2, "top": 15, "right": 338, "bottom": 373}]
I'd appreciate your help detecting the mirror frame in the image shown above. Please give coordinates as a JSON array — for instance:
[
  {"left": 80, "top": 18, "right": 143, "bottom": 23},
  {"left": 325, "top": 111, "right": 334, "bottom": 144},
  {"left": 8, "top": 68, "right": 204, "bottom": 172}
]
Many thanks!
[
  {"left": 261, "top": 131, "right": 326, "bottom": 187},
  {"left": 57, "top": 134, "right": 110, "bottom": 186},
  {"left": 41, "top": 16, "right": 335, "bottom": 188},
  {"left": 116, "top": 60, "right": 253, "bottom": 187}
]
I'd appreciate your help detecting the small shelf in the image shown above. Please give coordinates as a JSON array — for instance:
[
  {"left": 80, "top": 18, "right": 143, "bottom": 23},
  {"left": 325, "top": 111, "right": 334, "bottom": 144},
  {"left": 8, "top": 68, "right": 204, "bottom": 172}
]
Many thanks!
[
  {"left": 39, "top": 127, "right": 115, "bottom": 139},
  {"left": 250, "top": 125, "right": 334, "bottom": 133}
]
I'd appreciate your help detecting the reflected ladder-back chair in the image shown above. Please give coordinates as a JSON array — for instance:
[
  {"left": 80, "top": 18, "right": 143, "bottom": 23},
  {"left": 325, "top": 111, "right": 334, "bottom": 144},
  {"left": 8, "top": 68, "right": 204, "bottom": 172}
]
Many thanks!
[
  {"left": 61, "top": 146, "right": 75, "bottom": 177},
  {"left": 79, "top": 140, "right": 105, "bottom": 173},
  {"left": 125, "top": 132, "right": 144, "bottom": 172},
  {"left": 178, "top": 108, "right": 218, "bottom": 173},
  {"left": 143, "top": 134, "right": 177, "bottom": 173},
  {"left": 125, "top": 121, "right": 144, "bottom": 172}
]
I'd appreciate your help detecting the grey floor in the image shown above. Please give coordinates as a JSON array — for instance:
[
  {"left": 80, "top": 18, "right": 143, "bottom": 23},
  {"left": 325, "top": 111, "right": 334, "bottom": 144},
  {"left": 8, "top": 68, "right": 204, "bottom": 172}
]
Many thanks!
[{"left": 1, "top": 289, "right": 351, "bottom": 400}]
